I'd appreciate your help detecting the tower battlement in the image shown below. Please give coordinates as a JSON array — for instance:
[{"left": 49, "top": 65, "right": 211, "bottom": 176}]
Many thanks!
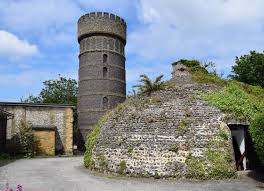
[{"left": 78, "top": 12, "right": 126, "bottom": 43}]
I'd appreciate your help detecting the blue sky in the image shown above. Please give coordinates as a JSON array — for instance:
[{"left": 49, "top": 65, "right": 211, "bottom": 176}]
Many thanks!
[{"left": 0, "top": 0, "right": 264, "bottom": 101}]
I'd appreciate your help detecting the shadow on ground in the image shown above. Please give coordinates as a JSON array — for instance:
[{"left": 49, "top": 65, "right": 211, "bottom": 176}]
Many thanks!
[{"left": 0, "top": 159, "right": 16, "bottom": 167}]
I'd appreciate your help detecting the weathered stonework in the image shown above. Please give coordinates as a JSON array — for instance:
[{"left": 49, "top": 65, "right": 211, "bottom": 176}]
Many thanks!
[
  {"left": 0, "top": 103, "right": 74, "bottom": 155},
  {"left": 64, "top": 108, "right": 74, "bottom": 155},
  {"left": 77, "top": 12, "right": 127, "bottom": 141},
  {"left": 89, "top": 65, "right": 236, "bottom": 178}
]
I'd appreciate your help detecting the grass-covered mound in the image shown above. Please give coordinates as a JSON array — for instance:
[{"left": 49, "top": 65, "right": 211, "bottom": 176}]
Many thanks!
[
  {"left": 173, "top": 59, "right": 264, "bottom": 164},
  {"left": 83, "top": 59, "right": 264, "bottom": 178}
]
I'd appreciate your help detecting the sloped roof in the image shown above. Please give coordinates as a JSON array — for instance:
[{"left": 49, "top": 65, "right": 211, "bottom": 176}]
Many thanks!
[{"left": 0, "top": 102, "right": 75, "bottom": 108}]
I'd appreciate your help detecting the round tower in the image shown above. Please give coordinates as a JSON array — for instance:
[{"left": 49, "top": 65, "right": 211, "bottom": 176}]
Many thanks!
[{"left": 77, "top": 12, "right": 127, "bottom": 142}]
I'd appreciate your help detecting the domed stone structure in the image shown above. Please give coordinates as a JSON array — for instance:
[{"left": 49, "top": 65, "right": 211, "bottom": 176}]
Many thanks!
[{"left": 85, "top": 61, "right": 237, "bottom": 179}]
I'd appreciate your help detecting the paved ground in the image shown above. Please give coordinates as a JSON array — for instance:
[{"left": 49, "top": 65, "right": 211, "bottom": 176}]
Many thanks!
[{"left": 0, "top": 157, "right": 263, "bottom": 191}]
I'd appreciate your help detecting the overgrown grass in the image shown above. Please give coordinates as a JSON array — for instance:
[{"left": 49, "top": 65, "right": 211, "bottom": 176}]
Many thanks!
[
  {"left": 202, "top": 81, "right": 264, "bottom": 164},
  {"left": 84, "top": 114, "right": 108, "bottom": 168},
  {"left": 186, "top": 128, "right": 236, "bottom": 179},
  {"left": 204, "top": 83, "right": 264, "bottom": 120},
  {"left": 172, "top": 59, "right": 227, "bottom": 86},
  {"left": 249, "top": 112, "right": 264, "bottom": 164},
  {"left": 118, "top": 160, "right": 127, "bottom": 175}
]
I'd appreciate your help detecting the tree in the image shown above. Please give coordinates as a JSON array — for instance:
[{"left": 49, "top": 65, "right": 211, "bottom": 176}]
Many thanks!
[
  {"left": 22, "top": 76, "right": 80, "bottom": 148},
  {"left": 22, "top": 76, "right": 78, "bottom": 105},
  {"left": 133, "top": 74, "right": 165, "bottom": 96},
  {"left": 230, "top": 51, "right": 264, "bottom": 87}
]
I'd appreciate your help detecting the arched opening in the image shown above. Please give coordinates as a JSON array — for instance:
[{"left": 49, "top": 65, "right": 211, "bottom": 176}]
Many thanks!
[
  {"left": 102, "top": 97, "right": 108, "bottom": 109},
  {"left": 103, "top": 54, "right": 108, "bottom": 63},
  {"left": 103, "top": 67, "right": 108, "bottom": 78}
]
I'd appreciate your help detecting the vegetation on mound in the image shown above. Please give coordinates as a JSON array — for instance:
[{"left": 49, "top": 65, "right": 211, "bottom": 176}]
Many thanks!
[
  {"left": 202, "top": 82, "right": 264, "bottom": 164},
  {"left": 118, "top": 160, "right": 127, "bottom": 175},
  {"left": 172, "top": 59, "right": 264, "bottom": 164},
  {"left": 84, "top": 113, "right": 108, "bottom": 168},
  {"left": 204, "top": 83, "right": 264, "bottom": 120},
  {"left": 172, "top": 59, "right": 227, "bottom": 86},
  {"left": 173, "top": 59, "right": 264, "bottom": 170},
  {"left": 249, "top": 113, "right": 264, "bottom": 163},
  {"left": 133, "top": 74, "right": 165, "bottom": 96},
  {"left": 186, "top": 127, "right": 236, "bottom": 179}
]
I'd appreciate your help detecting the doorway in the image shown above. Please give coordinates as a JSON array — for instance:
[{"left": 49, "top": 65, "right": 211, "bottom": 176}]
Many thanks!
[
  {"left": 0, "top": 115, "right": 7, "bottom": 152},
  {"left": 229, "top": 124, "right": 261, "bottom": 171}
]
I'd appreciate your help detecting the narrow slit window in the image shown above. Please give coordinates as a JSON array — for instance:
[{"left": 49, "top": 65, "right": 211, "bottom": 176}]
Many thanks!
[
  {"left": 103, "top": 54, "right": 108, "bottom": 63},
  {"left": 103, "top": 67, "right": 108, "bottom": 78},
  {"left": 103, "top": 97, "right": 108, "bottom": 109}
]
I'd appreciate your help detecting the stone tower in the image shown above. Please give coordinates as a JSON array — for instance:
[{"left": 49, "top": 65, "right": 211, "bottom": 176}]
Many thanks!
[{"left": 77, "top": 12, "right": 127, "bottom": 142}]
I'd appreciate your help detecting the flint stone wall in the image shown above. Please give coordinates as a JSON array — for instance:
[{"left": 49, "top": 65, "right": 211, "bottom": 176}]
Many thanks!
[
  {"left": 0, "top": 104, "right": 73, "bottom": 155},
  {"left": 92, "top": 83, "right": 234, "bottom": 177}
]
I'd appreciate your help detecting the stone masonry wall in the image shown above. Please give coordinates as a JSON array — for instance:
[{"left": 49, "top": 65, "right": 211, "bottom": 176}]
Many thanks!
[
  {"left": 1, "top": 105, "right": 73, "bottom": 155},
  {"left": 91, "top": 82, "right": 235, "bottom": 177}
]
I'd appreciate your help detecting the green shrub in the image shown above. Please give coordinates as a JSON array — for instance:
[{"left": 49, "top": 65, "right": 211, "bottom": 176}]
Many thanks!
[
  {"left": 127, "top": 147, "right": 133, "bottom": 154},
  {"left": 204, "top": 83, "right": 264, "bottom": 120},
  {"left": 249, "top": 112, "right": 264, "bottom": 164},
  {"left": 118, "top": 160, "right": 127, "bottom": 174},
  {"left": 186, "top": 136, "right": 236, "bottom": 180},
  {"left": 204, "top": 83, "right": 264, "bottom": 163},
  {"left": 96, "top": 153, "right": 108, "bottom": 171},
  {"left": 186, "top": 155, "right": 206, "bottom": 179},
  {"left": 179, "top": 119, "right": 187, "bottom": 130},
  {"left": 172, "top": 59, "right": 227, "bottom": 86},
  {"left": 172, "top": 59, "right": 208, "bottom": 73},
  {"left": 168, "top": 144, "right": 179, "bottom": 153},
  {"left": 84, "top": 114, "right": 108, "bottom": 168},
  {"left": 218, "top": 129, "right": 229, "bottom": 141},
  {"left": 9, "top": 119, "right": 34, "bottom": 157}
]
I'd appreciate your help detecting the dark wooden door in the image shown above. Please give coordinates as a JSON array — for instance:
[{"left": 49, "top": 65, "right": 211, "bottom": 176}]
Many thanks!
[{"left": 0, "top": 116, "right": 7, "bottom": 152}]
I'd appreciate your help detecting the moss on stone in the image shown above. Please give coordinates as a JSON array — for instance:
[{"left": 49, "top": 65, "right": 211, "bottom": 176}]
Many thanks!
[
  {"left": 118, "top": 160, "right": 126, "bottom": 175},
  {"left": 96, "top": 153, "right": 108, "bottom": 171},
  {"left": 179, "top": 119, "right": 187, "bottom": 130},
  {"left": 127, "top": 147, "right": 133, "bottom": 154},
  {"left": 168, "top": 144, "right": 179, "bottom": 153},
  {"left": 186, "top": 129, "right": 236, "bottom": 180},
  {"left": 84, "top": 113, "right": 108, "bottom": 168}
]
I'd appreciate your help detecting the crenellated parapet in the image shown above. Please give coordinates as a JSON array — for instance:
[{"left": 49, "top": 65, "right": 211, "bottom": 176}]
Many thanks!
[{"left": 78, "top": 12, "right": 127, "bottom": 44}]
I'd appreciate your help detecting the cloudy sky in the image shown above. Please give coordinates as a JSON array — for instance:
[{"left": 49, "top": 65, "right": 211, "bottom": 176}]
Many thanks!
[{"left": 0, "top": 0, "right": 264, "bottom": 101}]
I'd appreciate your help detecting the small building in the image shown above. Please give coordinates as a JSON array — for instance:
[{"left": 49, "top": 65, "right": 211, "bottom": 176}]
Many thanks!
[{"left": 0, "top": 102, "right": 74, "bottom": 156}]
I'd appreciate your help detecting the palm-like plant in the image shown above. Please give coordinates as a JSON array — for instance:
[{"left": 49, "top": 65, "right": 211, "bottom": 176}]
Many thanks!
[{"left": 133, "top": 74, "right": 165, "bottom": 96}]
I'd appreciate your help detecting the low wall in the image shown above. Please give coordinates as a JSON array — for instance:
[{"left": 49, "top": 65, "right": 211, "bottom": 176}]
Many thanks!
[{"left": 0, "top": 103, "right": 74, "bottom": 155}]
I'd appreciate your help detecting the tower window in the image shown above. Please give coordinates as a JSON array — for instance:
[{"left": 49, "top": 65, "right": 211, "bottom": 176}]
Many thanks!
[
  {"left": 103, "top": 54, "right": 108, "bottom": 63},
  {"left": 103, "top": 67, "right": 108, "bottom": 78},
  {"left": 103, "top": 97, "right": 108, "bottom": 109}
]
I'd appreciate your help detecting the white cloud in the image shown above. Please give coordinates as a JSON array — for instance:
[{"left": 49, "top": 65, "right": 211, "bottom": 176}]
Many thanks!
[
  {"left": 0, "top": 30, "right": 38, "bottom": 58},
  {"left": 127, "top": 0, "right": 264, "bottom": 75},
  {"left": 0, "top": 0, "right": 81, "bottom": 32}
]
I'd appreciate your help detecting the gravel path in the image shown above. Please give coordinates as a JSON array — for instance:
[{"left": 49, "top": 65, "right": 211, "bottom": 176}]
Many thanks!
[{"left": 0, "top": 157, "right": 261, "bottom": 191}]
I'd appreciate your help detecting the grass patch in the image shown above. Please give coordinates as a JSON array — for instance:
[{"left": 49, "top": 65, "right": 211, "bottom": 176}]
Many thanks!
[
  {"left": 118, "top": 160, "right": 127, "bottom": 175},
  {"left": 84, "top": 113, "right": 108, "bottom": 168},
  {"left": 168, "top": 144, "right": 179, "bottom": 153},
  {"left": 172, "top": 59, "right": 227, "bottom": 86},
  {"left": 186, "top": 130, "right": 236, "bottom": 180},
  {"left": 203, "top": 82, "right": 264, "bottom": 120},
  {"left": 249, "top": 112, "right": 264, "bottom": 164},
  {"left": 96, "top": 153, "right": 108, "bottom": 171}
]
